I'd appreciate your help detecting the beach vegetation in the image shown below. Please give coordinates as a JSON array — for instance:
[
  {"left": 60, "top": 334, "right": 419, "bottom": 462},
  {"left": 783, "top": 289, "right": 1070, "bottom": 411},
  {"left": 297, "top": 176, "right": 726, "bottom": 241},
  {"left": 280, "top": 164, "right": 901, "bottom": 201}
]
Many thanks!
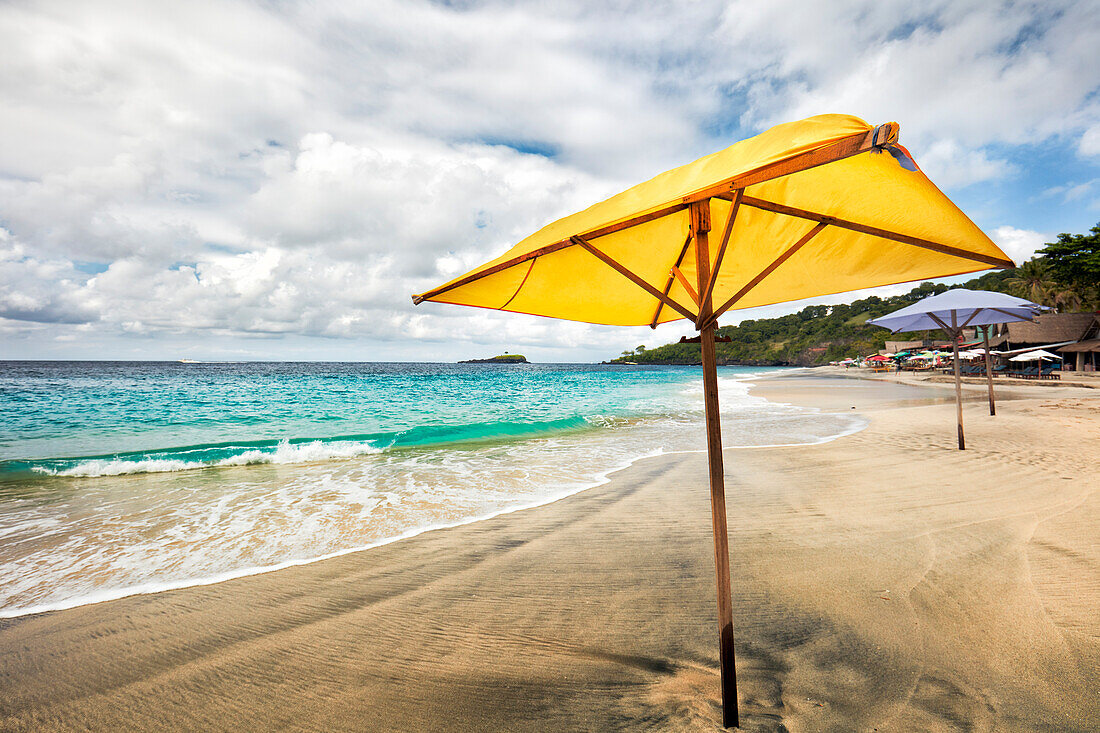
[
  {"left": 1006, "top": 259, "right": 1056, "bottom": 305},
  {"left": 1037, "top": 223, "right": 1099, "bottom": 308},
  {"left": 459, "top": 354, "right": 528, "bottom": 363}
]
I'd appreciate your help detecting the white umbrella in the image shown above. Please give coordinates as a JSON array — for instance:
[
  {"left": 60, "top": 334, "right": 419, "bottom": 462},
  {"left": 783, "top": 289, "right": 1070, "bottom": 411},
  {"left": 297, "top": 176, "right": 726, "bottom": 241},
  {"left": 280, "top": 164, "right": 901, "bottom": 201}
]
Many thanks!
[
  {"left": 868, "top": 288, "right": 1046, "bottom": 448},
  {"left": 1009, "top": 349, "right": 1060, "bottom": 362}
]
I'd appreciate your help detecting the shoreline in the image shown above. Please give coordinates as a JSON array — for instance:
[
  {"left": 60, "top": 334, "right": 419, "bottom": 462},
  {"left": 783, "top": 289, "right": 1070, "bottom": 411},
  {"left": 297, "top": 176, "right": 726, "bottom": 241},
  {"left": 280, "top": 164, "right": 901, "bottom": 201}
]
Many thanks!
[
  {"left": 0, "top": 369, "right": 829, "bottom": 621},
  {"left": 0, "top": 446, "right": 664, "bottom": 621},
  {"left": 2, "top": 372, "right": 1097, "bottom": 730}
]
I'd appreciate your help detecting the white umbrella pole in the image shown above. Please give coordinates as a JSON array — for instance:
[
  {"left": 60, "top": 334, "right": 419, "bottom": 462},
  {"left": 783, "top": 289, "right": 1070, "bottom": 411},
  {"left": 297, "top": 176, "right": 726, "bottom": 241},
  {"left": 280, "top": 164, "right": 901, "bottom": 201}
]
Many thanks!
[
  {"left": 983, "top": 330, "right": 995, "bottom": 416},
  {"left": 951, "top": 312, "right": 965, "bottom": 450}
]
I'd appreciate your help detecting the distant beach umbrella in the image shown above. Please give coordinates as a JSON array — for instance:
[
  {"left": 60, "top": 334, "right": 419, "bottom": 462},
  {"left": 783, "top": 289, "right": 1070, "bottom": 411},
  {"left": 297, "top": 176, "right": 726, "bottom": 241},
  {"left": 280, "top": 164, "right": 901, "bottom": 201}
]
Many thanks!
[
  {"left": 868, "top": 289, "right": 1045, "bottom": 447},
  {"left": 415, "top": 115, "right": 1013, "bottom": 728},
  {"left": 1009, "top": 349, "right": 1060, "bottom": 362}
]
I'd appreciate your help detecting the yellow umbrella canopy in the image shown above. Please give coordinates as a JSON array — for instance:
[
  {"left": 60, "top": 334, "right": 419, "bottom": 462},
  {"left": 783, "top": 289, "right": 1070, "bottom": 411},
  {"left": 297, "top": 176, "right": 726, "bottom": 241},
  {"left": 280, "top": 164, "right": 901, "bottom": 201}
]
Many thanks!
[
  {"left": 413, "top": 114, "right": 1013, "bottom": 729},
  {"left": 414, "top": 114, "right": 1013, "bottom": 327}
]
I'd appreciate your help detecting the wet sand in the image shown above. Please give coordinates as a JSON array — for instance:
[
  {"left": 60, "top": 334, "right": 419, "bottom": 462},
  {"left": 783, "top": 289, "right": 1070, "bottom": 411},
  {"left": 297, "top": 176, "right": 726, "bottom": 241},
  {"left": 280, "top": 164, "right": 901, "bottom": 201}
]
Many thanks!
[{"left": 1, "top": 373, "right": 1097, "bottom": 731}]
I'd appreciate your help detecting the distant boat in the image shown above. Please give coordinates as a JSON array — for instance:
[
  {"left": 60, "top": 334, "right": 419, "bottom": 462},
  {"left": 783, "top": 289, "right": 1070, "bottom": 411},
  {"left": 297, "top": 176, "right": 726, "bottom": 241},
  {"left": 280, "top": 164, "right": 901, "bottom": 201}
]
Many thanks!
[{"left": 178, "top": 359, "right": 202, "bottom": 364}]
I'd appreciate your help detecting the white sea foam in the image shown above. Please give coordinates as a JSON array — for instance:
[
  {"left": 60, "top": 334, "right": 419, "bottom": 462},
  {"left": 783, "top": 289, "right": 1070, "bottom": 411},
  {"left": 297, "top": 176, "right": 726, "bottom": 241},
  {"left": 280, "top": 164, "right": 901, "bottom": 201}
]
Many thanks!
[
  {"left": 36, "top": 457, "right": 199, "bottom": 477},
  {"left": 0, "top": 443, "right": 663, "bottom": 619},
  {"left": 31, "top": 439, "right": 386, "bottom": 478}
]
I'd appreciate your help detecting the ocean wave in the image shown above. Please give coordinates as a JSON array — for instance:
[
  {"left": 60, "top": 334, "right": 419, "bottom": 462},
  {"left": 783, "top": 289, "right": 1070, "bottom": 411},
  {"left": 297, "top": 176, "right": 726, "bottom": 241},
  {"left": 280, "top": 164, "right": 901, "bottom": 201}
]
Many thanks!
[
  {"left": 31, "top": 439, "right": 387, "bottom": 477},
  {"left": 9, "top": 414, "right": 607, "bottom": 479}
]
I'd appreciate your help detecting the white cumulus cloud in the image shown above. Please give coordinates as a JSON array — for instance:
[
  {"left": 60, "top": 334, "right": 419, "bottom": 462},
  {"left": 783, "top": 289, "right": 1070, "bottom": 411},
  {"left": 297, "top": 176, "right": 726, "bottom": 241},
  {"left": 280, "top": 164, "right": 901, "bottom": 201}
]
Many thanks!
[
  {"left": 1, "top": 0, "right": 1098, "bottom": 360},
  {"left": 990, "top": 226, "right": 1049, "bottom": 265}
]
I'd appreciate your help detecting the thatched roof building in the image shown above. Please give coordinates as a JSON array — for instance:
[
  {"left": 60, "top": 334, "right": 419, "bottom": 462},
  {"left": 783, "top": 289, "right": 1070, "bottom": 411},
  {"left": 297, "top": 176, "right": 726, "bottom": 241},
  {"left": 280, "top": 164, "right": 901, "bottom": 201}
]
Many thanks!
[
  {"left": 986, "top": 313, "right": 1099, "bottom": 371},
  {"left": 988, "top": 313, "right": 1098, "bottom": 349},
  {"left": 1059, "top": 336, "right": 1100, "bottom": 371}
]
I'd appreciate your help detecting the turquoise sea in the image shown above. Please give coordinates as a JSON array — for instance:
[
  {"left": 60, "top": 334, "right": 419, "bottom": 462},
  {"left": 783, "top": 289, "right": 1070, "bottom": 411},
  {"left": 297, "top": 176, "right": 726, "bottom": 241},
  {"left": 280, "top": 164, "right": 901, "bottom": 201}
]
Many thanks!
[{"left": 0, "top": 361, "right": 865, "bottom": 618}]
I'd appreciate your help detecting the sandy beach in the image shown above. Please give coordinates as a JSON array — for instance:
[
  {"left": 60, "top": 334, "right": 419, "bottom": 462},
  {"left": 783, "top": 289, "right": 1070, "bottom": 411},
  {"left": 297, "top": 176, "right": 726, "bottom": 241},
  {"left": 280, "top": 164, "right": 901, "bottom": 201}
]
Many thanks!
[{"left": 1, "top": 371, "right": 1097, "bottom": 732}]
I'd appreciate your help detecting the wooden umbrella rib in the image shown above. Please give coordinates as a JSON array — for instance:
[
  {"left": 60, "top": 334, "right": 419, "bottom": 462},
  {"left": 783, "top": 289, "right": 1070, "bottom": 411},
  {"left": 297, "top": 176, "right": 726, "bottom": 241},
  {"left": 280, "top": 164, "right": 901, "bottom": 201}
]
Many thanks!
[
  {"left": 650, "top": 232, "right": 694, "bottom": 328},
  {"left": 705, "top": 222, "right": 828, "bottom": 328},
  {"left": 990, "top": 307, "right": 1036, "bottom": 322},
  {"left": 699, "top": 188, "right": 744, "bottom": 313},
  {"left": 571, "top": 236, "right": 698, "bottom": 322},
  {"left": 927, "top": 313, "right": 954, "bottom": 335},
  {"left": 958, "top": 309, "right": 982, "bottom": 330},
  {"left": 740, "top": 196, "right": 1015, "bottom": 269},
  {"left": 581, "top": 202, "right": 689, "bottom": 241},
  {"left": 414, "top": 202, "right": 689, "bottom": 304},
  {"left": 671, "top": 266, "right": 700, "bottom": 306},
  {"left": 412, "top": 239, "right": 576, "bottom": 304}
]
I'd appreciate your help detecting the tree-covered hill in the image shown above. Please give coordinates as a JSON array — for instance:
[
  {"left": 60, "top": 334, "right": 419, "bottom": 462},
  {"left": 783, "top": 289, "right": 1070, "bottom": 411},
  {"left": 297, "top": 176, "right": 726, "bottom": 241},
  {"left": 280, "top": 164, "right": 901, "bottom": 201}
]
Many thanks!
[{"left": 609, "top": 224, "right": 1098, "bottom": 367}]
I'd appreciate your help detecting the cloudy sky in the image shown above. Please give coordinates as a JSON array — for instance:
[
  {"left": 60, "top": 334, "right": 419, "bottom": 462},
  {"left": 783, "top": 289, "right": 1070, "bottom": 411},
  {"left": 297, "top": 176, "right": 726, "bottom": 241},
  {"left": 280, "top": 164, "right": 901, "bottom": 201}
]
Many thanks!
[{"left": 2, "top": 0, "right": 1098, "bottom": 362}]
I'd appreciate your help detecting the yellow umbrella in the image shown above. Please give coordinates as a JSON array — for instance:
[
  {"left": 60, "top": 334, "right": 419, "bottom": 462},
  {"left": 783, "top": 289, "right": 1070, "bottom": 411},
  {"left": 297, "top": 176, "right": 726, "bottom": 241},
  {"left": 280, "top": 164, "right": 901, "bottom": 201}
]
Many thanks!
[{"left": 413, "top": 114, "right": 1013, "bottom": 728}]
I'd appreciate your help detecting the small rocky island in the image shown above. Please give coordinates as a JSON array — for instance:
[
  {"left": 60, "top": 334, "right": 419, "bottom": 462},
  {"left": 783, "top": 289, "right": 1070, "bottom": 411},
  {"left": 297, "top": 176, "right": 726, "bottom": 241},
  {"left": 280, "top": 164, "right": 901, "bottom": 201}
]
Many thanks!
[{"left": 458, "top": 353, "right": 529, "bottom": 364}]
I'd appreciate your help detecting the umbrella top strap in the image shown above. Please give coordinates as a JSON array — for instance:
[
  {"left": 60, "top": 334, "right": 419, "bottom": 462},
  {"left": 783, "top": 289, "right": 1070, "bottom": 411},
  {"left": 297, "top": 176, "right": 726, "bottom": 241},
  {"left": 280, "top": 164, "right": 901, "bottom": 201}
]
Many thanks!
[{"left": 681, "top": 123, "right": 898, "bottom": 204}]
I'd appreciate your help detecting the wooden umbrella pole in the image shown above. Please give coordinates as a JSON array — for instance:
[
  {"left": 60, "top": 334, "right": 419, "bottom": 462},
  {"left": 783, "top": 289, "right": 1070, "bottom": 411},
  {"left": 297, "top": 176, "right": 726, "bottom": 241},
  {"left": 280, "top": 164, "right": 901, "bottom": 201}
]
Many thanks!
[
  {"left": 700, "top": 322, "right": 738, "bottom": 727},
  {"left": 951, "top": 312, "right": 965, "bottom": 450},
  {"left": 691, "top": 201, "right": 739, "bottom": 729},
  {"left": 983, "top": 330, "right": 996, "bottom": 416}
]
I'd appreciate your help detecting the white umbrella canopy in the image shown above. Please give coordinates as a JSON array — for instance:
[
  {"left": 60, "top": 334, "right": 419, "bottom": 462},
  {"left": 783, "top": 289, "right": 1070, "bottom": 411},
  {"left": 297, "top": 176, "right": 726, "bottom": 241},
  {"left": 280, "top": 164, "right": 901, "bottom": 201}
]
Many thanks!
[
  {"left": 867, "top": 288, "right": 1046, "bottom": 448},
  {"left": 1010, "top": 349, "right": 1061, "bottom": 362}
]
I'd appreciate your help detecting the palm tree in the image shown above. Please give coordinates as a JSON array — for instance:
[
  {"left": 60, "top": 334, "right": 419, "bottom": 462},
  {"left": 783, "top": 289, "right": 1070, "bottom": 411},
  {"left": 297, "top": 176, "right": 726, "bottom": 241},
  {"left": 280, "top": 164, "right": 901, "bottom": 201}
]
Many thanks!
[
  {"left": 1052, "top": 287, "right": 1083, "bottom": 313},
  {"left": 1006, "top": 259, "right": 1056, "bottom": 306}
]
